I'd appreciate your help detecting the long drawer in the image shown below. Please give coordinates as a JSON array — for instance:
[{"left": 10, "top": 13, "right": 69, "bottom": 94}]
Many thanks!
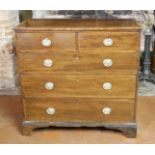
[
  {"left": 23, "top": 98, "right": 135, "bottom": 123},
  {"left": 16, "top": 32, "right": 76, "bottom": 51},
  {"left": 20, "top": 73, "right": 137, "bottom": 98},
  {"left": 79, "top": 31, "right": 139, "bottom": 51},
  {"left": 18, "top": 50, "right": 139, "bottom": 73}
]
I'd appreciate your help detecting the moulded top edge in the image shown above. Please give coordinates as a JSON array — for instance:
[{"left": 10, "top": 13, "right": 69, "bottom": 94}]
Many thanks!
[{"left": 15, "top": 19, "right": 141, "bottom": 32}]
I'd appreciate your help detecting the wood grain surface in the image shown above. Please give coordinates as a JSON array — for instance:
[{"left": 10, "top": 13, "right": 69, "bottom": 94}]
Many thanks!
[
  {"left": 79, "top": 31, "right": 140, "bottom": 51},
  {"left": 16, "top": 32, "right": 76, "bottom": 51},
  {"left": 17, "top": 50, "right": 139, "bottom": 73},
  {"left": 15, "top": 19, "right": 140, "bottom": 31},
  {"left": 23, "top": 98, "right": 135, "bottom": 123},
  {"left": 20, "top": 73, "right": 136, "bottom": 98}
]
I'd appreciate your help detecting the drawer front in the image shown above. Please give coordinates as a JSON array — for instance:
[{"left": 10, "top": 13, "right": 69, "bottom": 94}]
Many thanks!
[
  {"left": 79, "top": 31, "right": 139, "bottom": 51},
  {"left": 18, "top": 50, "right": 139, "bottom": 73},
  {"left": 20, "top": 73, "right": 137, "bottom": 98},
  {"left": 18, "top": 51, "right": 78, "bottom": 73},
  {"left": 77, "top": 50, "right": 139, "bottom": 72},
  {"left": 16, "top": 32, "right": 76, "bottom": 51},
  {"left": 23, "top": 98, "right": 135, "bottom": 123}
]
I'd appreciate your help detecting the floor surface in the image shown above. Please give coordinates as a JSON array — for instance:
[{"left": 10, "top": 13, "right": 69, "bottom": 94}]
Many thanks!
[{"left": 0, "top": 96, "right": 154, "bottom": 144}]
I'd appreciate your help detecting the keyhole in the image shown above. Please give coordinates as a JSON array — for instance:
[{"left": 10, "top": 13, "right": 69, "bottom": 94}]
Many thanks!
[{"left": 75, "top": 56, "right": 79, "bottom": 60}]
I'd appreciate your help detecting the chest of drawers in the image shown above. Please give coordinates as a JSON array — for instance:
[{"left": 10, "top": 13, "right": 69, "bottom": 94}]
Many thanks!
[{"left": 16, "top": 19, "right": 140, "bottom": 137}]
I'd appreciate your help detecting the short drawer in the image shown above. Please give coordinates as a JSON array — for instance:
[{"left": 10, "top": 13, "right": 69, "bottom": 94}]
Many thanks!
[
  {"left": 16, "top": 32, "right": 76, "bottom": 51},
  {"left": 17, "top": 51, "right": 77, "bottom": 73},
  {"left": 23, "top": 98, "right": 135, "bottom": 123},
  {"left": 20, "top": 73, "right": 137, "bottom": 98},
  {"left": 79, "top": 31, "right": 140, "bottom": 51},
  {"left": 77, "top": 50, "right": 139, "bottom": 72}
]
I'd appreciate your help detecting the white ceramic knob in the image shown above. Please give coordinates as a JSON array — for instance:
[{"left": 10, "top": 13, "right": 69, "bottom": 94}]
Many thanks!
[
  {"left": 42, "top": 38, "right": 52, "bottom": 47},
  {"left": 103, "top": 58, "right": 113, "bottom": 67},
  {"left": 43, "top": 59, "right": 53, "bottom": 67},
  {"left": 46, "top": 107, "right": 55, "bottom": 115},
  {"left": 102, "top": 107, "right": 112, "bottom": 115},
  {"left": 103, "top": 82, "right": 112, "bottom": 90},
  {"left": 45, "top": 82, "right": 54, "bottom": 90},
  {"left": 103, "top": 38, "right": 113, "bottom": 46}
]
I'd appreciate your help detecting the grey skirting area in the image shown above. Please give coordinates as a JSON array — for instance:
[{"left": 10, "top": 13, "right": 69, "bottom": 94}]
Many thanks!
[
  {"left": 138, "top": 81, "right": 155, "bottom": 96},
  {"left": 0, "top": 81, "right": 155, "bottom": 96},
  {"left": 0, "top": 87, "right": 20, "bottom": 95}
]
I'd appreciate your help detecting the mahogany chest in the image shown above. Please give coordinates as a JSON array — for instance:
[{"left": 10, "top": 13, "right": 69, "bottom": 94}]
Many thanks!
[{"left": 15, "top": 19, "right": 140, "bottom": 137}]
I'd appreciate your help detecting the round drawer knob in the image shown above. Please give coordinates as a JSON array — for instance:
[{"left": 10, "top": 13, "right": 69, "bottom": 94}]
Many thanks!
[
  {"left": 43, "top": 59, "right": 53, "bottom": 67},
  {"left": 103, "top": 58, "right": 113, "bottom": 67},
  {"left": 102, "top": 107, "right": 112, "bottom": 115},
  {"left": 103, "top": 38, "right": 113, "bottom": 46},
  {"left": 46, "top": 107, "right": 55, "bottom": 115},
  {"left": 45, "top": 82, "right": 54, "bottom": 90},
  {"left": 42, "top": 38, "right": 52, "bottom": 47},
  {"left": 103, "top": 82, "right": 112, "bottom": 90}
]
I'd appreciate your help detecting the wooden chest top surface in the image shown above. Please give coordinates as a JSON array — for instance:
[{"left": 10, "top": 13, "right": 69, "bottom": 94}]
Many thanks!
[{"left": 15, "top": 19, "right": 141, "bottom": 31}]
